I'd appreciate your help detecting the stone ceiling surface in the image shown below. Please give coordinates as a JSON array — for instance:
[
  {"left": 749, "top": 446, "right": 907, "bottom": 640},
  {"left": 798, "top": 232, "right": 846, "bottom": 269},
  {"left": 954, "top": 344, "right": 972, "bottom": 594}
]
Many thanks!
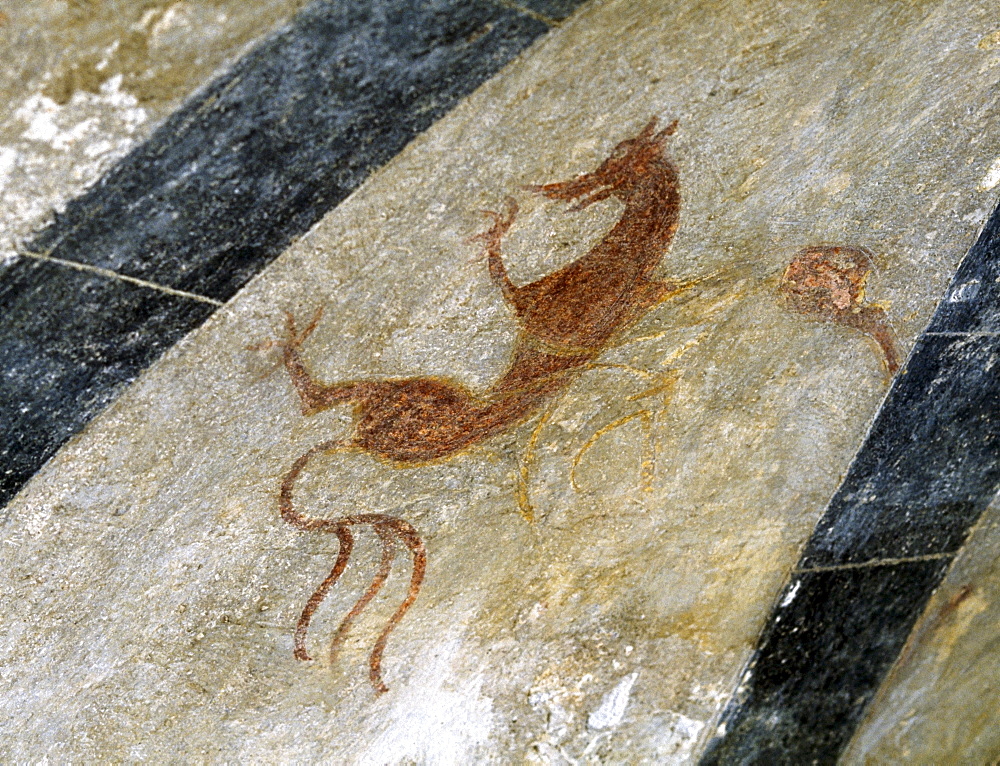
[{"left": 1, "top": 1, "right": 999, "bottom": 762}]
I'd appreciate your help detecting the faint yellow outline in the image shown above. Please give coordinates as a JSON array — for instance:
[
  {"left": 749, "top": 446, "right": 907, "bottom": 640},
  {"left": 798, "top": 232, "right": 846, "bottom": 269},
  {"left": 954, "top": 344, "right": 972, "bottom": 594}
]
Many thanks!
[
  {"left": 516, "top": 403, "right": 557, "bottom": 522},
  {"left": 571, "top": 409, "right": 655, "bottom": 492}
]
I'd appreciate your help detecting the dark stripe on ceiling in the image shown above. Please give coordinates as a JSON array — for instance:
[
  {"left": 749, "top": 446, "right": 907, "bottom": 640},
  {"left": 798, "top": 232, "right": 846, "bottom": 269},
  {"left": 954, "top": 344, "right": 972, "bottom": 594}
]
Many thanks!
[
  {"left": 508, "top": 0, "right": 588, "bottom": 21},
  {"left": 0, "top": 259, "right": 217, "bottom": 512},
  {"left": 701, "top": 202, "right": 1000, "bottom": 764},
  {"left": 22, "top": 0, "right": 551, "bottom": 301},
  {"left": 1, "top": 0, "right": 591, "bottom": 512}
]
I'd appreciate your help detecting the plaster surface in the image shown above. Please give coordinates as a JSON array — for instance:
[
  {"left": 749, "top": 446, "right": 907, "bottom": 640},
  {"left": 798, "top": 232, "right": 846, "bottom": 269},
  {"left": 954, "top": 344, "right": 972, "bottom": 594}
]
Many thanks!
[
  {"left": 844, "top": 497, "right": 1000, "bottom": 764},
  {"left": 0, "top": 0, "right": 307, "bottom": 263},
  {"left": 2, "top": 0, "right": 999, "bottom": 761},
  {"left": 0, "top": 0, "right": 550, "bottom": 509}
]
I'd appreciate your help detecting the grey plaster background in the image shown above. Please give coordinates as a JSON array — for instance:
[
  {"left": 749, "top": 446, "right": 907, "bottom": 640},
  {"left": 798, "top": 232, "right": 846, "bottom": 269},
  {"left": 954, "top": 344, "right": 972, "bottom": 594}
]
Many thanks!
[
  {"left": 0, "top": 0, "right": 308, "bottom": 263},
  {"left": 1, "top": 0, "right": 999, "bottom": 761}
]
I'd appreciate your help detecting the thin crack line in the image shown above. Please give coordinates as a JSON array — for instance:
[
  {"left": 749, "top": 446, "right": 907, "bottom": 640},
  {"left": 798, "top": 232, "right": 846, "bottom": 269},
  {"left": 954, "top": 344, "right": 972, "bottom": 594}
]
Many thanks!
[
  {"left": 490, "top": 0, "right": 561, "bottom": 27},
  {"left": 18, "top": 250, "right": 224, "bottom": 306},
  {"left": 924, "top": 330, "right": 1000, "bottom": 337},
  {"left": 794, "top": 551, "right": 953, "bottom": 574}
]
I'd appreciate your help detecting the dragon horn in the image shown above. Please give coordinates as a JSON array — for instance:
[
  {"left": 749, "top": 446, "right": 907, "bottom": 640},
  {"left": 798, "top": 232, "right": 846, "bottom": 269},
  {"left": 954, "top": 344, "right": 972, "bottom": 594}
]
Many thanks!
[{"left": 655, "top": 119, "right": 679, "bottom": 142}]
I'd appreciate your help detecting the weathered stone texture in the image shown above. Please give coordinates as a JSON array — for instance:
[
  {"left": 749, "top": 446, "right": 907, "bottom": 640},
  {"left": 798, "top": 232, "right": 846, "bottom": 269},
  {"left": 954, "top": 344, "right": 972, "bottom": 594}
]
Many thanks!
[{"left": 1, "top": 0, "right": 999, "bottom": 762}]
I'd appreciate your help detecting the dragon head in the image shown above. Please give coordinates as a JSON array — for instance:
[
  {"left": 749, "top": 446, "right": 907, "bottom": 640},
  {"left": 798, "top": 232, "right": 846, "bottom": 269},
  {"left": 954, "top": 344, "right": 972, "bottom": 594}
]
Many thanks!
[{"left": 528, "top": 117, "right": 678, "bottom": 209}]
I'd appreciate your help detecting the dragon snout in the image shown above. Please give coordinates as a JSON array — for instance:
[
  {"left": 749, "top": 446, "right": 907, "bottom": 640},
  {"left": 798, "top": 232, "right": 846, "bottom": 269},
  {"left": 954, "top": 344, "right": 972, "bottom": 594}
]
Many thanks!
[{"left": 525, "top": 170, "right": 615, "bottom": 208}]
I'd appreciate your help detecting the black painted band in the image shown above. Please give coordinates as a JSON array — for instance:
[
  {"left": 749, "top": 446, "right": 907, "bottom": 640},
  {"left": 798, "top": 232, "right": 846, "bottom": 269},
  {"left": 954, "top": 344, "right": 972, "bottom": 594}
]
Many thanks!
[
  {"left": 23, "top": 0, "right": 550, "bottom": 302},
  {"left": 3, "top": 2, "right": 995, "bottom": 758},
  {"left": 703, "top": 201, "right": 1000, "bottom": 764},
  {"left": 0, "top": 0, "right": 591, "bottom": 511}
]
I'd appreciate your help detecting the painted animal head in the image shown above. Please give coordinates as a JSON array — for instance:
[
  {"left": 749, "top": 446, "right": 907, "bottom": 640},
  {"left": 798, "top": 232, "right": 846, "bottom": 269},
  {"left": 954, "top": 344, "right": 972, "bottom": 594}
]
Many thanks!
[{"left": 529, "top": 117, "right": 679, "bottom": 208}]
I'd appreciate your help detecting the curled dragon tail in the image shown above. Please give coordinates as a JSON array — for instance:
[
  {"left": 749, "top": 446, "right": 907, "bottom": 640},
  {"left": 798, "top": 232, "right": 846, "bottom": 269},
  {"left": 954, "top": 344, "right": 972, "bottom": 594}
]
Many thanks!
[{"left": 280, "top": 440, "right": 427, "bottom": 694}]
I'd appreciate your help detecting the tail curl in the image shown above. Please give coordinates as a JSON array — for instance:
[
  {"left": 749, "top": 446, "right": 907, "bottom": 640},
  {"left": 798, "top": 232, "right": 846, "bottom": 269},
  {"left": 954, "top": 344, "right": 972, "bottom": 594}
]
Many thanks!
[{"left": 280, "top": 440, "right": 427, "bottom": 694}]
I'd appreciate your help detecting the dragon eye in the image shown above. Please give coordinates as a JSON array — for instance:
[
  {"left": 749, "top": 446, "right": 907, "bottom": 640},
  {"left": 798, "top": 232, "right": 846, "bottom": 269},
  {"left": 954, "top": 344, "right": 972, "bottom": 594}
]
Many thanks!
[{"left": 611, "top": 141, "right": 631, "bottom": 159}]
